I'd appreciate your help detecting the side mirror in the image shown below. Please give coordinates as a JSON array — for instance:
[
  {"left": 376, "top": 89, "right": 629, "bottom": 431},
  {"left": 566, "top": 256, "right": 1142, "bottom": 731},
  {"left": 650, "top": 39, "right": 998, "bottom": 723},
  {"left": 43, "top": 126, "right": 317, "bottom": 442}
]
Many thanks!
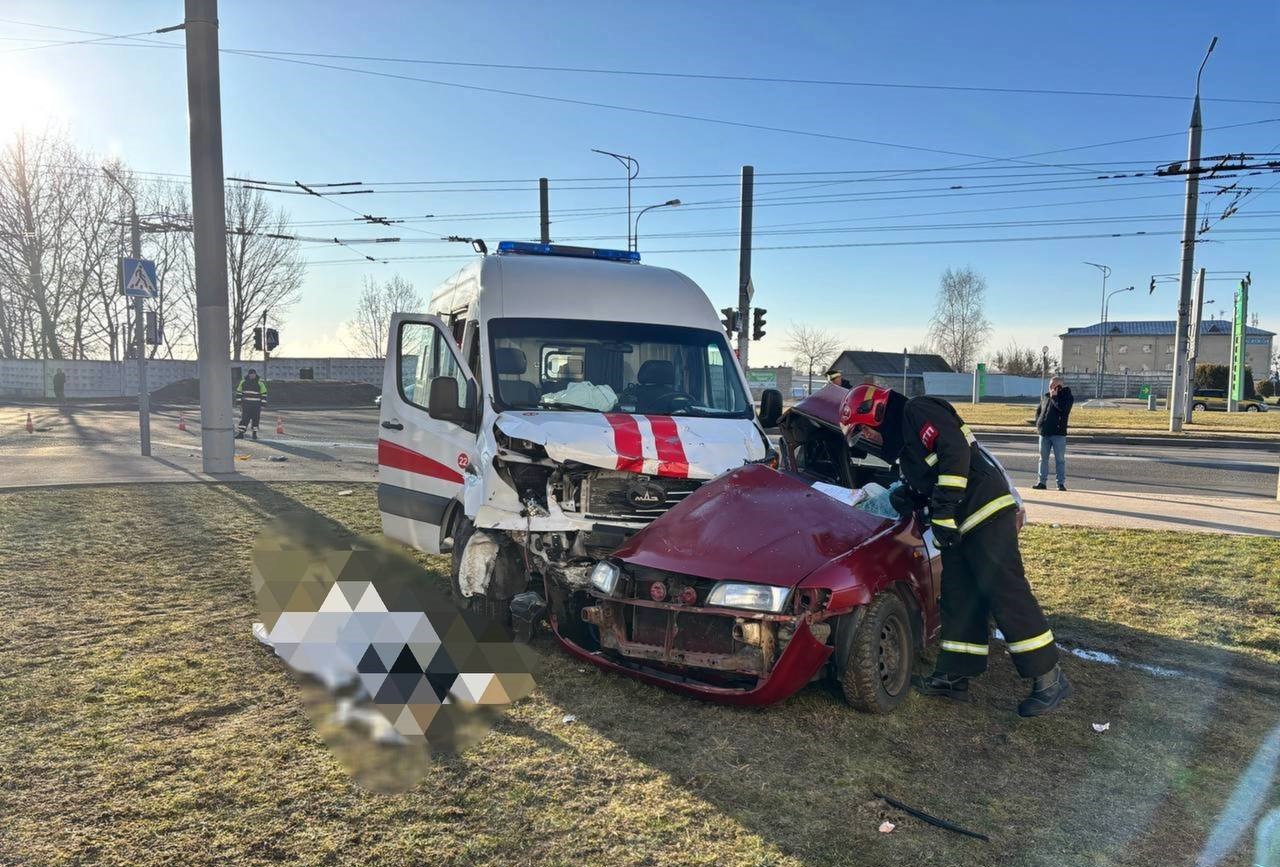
[
  {"left": 428, "top": 376, "right": 477, "bottom": 427},
  {"left": 758, "top": 388, "right": 783, "bottom": 429}
]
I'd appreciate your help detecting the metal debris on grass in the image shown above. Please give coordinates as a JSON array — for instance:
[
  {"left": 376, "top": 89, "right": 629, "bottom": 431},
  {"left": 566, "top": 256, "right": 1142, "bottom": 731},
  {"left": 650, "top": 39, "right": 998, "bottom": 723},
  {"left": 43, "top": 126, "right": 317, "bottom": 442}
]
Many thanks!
[
  {"left": 1092, "top": 722, "right": 1111, "bottom": 733},
  {"left": 879, "top": 821, "right": 896, "bottom": 834},
  {"left": 267, "top": 455, "right": 288, "bottom": 462},
  {"left": 338, "top": 490, "right": 354, "bottom": 496},
  {"left": 563, "top": 714, "right": 577, "bottom": 724}
]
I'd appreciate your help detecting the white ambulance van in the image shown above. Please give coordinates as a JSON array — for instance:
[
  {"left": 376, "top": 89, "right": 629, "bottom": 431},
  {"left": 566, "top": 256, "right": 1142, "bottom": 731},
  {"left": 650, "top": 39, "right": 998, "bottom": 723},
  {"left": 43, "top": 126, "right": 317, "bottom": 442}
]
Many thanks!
[{"left": 377, "top": 241, "right": 780, "bottom": 624}]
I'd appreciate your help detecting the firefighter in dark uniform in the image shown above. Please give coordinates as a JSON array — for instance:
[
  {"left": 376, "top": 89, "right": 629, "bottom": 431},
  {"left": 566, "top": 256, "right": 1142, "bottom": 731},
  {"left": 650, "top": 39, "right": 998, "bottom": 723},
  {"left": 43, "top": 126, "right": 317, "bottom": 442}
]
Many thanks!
[
  {"left": 839, "top": 384, "right": 1071, "bottom": 717},
  {"left": 235, "top": 369, "right": 267, "bottom": 440}
]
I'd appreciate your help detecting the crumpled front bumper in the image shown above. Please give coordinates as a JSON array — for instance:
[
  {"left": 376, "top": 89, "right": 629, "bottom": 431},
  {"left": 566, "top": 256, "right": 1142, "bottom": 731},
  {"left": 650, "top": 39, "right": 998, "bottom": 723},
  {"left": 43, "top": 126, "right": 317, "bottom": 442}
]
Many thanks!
[{"left": 549, "top": 596, "right": 833, "bottom": 707}]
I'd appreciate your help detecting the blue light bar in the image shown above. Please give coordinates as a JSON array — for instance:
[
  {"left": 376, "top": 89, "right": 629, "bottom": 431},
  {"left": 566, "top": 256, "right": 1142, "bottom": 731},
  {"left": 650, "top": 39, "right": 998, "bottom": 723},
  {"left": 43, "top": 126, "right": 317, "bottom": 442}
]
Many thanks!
[{"left": 495, "top": 241, "right": 640, "bottom": 263}]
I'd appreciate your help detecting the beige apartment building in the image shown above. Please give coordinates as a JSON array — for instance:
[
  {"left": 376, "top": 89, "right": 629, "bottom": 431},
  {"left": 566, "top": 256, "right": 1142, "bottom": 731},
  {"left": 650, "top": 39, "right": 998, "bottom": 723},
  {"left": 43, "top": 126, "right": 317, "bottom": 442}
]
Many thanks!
[{"left": 1060, "top": 319, "right": 1273, "bottom": 377}]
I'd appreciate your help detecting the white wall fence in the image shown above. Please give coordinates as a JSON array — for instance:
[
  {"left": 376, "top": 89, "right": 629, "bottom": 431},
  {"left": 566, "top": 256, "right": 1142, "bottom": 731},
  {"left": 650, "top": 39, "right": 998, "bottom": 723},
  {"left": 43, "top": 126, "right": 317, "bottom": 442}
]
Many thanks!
[
  {"left": 0, "top": 358, "right": 383, "bottom": 399},
  {"left": 923, "top": 371, "right": 1176, "bottom": 400},
  {"left": 923, "top": 372, "right": 1046, "bottom": 399}
]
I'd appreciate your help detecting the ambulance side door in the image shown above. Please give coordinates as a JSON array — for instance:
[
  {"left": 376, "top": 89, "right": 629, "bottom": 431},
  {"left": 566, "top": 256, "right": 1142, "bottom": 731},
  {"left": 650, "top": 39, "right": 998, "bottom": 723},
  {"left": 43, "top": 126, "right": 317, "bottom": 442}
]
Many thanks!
[{"left": 378, "top": 313, "right": 478, "bottom": 553}]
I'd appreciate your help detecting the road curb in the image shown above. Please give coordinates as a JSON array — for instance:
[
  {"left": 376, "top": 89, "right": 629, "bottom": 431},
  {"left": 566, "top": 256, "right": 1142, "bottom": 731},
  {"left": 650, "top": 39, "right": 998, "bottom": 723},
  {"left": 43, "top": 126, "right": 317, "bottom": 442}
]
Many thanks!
[{"left": 971, "top": 426, "right": 1280, "bottom": 451}]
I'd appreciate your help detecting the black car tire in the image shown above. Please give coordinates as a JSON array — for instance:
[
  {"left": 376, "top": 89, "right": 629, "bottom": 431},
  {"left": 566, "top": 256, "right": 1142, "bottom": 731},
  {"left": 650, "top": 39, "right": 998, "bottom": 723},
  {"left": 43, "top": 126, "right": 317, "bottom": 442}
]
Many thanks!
[
  {"left": 838, "top": 591, "right": 915, "bottom": 713},
  {"left": 450, "top": 515, "right": 513, "bottom": 625},
  {"left": 1247, "top": 404, "right": 1260, "bottom": 412},
  {"left": 1192, "top": 402, "right": 1207, "bottom": 412}
]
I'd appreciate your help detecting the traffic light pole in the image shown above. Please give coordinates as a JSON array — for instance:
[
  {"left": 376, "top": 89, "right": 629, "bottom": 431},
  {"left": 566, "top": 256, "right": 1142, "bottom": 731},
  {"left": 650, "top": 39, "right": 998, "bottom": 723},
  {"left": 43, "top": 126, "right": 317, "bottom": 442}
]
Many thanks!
[
  {"left": 104, "top": 166, "right": 150, "bottom": 457},
  {"left": 737, "top": 165, "right": 753, "bottom": 368},
  {"left": 131, "top": 207, "right": 151, "bottom": 456},
  {"left": 261, "top": 309, "right": 269, "bottom": 381}
]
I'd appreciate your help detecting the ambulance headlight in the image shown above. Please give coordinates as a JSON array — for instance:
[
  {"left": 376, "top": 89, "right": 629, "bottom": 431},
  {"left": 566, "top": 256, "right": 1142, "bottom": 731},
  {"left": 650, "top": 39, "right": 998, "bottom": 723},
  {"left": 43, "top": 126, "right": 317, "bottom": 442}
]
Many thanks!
[
  {"left": 590, "top": 561, "right": 621, "bottom": 595},
  {"left": 706, "top": 582, "right": 791, "bottom": 613}
]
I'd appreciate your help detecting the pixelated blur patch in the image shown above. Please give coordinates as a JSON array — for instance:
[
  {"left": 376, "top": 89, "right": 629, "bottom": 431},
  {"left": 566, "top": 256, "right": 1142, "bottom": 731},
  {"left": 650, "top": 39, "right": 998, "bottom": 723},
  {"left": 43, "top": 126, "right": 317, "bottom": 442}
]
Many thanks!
[{"left": 251, "top": 512, "right": 538, "bottom": 792}]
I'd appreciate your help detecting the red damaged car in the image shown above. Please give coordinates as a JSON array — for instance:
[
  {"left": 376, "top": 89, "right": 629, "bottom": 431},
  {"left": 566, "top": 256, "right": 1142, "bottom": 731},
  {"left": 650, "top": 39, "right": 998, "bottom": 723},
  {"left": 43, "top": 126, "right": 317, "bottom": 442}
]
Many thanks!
[{"left": 547, "top": 385, "right": 943, "bottom": 712}]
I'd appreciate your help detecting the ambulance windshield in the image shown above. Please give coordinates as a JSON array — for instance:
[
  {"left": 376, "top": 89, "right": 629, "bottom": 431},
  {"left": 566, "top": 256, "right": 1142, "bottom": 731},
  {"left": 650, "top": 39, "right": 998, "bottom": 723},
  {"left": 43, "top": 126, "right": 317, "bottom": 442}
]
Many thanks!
[{"left": 488, "top": 318, "right": 752, "bottom": 418}]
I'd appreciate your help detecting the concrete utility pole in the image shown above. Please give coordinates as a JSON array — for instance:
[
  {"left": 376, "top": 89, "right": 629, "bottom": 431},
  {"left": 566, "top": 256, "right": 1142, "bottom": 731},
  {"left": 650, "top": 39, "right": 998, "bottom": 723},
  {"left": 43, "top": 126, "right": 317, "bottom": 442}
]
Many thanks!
[
  {"left": 1170, "top": 37, "right": 1217, "bottom": 431},
  {"left": 103, "top": 167, "right": 150, "bottom": 456},
  {"left": 737, "top": 165, "right": 754, "bottom": 369},
  {"left": 539, "top": 177, "right": 550, "bottom": 243},
  {"left": 185, "top": 0, "right": 235, "bottom": 473},
  {"left": 1183, "top": 267, "right": 1207, "bottom": 422}
]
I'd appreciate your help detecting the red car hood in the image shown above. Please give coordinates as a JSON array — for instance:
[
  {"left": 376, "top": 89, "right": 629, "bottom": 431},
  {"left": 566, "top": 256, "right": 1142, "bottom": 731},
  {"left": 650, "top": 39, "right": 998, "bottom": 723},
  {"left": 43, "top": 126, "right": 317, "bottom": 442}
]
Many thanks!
[{"left": 613, "top": 463, "right": 892, "bottom": 587}]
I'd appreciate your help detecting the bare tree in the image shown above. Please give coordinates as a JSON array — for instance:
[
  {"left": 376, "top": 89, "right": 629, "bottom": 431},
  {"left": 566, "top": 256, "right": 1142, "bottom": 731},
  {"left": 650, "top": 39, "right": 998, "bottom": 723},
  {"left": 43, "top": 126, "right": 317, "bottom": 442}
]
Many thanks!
[
  {"left": 346, "top": 274, "right": 422, "bottom": 358},
  {"left": 991, "top": 339, "right": 1040, "bottom": 376},
  {"left": 927, "top": 266, "right": 991, "bottom": 372},
  {"left": 783, "top": 322, "right": 843, "bottom": 395},
  {"left": 0, "top": 129, "right": 87, "bottom": 359},
  {"left": 224, "top": 184, "right": 303, "bottom": 360}
]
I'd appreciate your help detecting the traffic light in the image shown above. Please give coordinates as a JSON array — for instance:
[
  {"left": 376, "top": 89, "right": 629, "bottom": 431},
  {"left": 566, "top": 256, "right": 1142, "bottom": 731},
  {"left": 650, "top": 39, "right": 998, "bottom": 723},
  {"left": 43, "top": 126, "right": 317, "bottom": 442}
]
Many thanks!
[
  {"left": 752, "top": 307, "right": 767, "bottom": 341},
  {"left": 265, "top": 328, "right": 279, "bottom": 351},
  {"left": 253, "top": 326, "right": 264, "bottom": 351},
  {"left": 720, "top": 307, "right": 737, "bottom": 334},
  {"left": 145, "top": 311, "right": 163, "bottom": 346}
]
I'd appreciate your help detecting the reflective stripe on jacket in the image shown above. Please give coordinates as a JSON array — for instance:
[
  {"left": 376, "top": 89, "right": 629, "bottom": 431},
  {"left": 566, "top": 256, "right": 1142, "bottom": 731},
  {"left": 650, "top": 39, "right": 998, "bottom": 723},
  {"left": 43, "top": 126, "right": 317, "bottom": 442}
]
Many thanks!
[
  {"left": 899, "top": 395, "right": 1016, "bottom": 535},
  {"left": 237, "top": 378, "right": 268, "bottom": 406}
]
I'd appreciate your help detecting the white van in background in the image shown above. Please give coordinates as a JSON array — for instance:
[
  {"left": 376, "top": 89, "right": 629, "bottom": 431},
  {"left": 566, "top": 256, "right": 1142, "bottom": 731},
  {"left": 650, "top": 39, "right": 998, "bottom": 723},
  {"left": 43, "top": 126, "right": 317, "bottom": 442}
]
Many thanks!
[{"left": 377, "top": 241, "right": 779, "bottom": 625}]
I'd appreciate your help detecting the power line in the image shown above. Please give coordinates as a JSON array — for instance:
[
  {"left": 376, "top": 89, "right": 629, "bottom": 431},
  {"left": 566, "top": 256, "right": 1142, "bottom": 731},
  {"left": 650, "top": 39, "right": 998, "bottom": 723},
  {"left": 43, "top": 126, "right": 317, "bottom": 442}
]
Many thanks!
[{"left": 4, "top": 20, "right": 1276, "bottom": 107}]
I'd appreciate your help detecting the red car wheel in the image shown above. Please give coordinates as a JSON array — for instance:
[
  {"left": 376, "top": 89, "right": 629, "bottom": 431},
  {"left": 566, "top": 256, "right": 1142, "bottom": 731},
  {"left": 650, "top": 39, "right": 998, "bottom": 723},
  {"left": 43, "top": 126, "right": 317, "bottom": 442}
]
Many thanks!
[{"left": 838, "top": 591, "right": 916, "bottom": 713}]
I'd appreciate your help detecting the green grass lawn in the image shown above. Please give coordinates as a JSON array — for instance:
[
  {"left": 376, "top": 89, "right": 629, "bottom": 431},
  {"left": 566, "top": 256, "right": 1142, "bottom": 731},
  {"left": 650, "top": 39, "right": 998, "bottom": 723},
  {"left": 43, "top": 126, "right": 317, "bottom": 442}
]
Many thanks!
[
  {"left": 960, "top": 401, "right": 1280, "bottom": 435},
  {"left": 1, "top": 482, "right": 1278, "bottom": 867}
]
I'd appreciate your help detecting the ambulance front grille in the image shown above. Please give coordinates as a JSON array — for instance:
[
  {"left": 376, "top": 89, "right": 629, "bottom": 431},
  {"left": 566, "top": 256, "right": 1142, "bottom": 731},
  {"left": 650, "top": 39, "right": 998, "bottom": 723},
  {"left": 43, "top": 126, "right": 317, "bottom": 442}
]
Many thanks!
[{"left": 579, "top": 472, "right": 701, "bottom": 524}]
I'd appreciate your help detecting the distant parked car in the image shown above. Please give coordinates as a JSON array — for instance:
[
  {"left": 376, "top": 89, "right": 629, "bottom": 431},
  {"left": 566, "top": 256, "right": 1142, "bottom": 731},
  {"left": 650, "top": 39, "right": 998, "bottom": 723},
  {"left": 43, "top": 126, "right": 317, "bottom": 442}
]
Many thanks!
[
  {"left": 1191, "top": 388, "right": 1266, "bottom": 412},
  {"left": 374, "top": 393, "right": 381, "bottom": 407}
]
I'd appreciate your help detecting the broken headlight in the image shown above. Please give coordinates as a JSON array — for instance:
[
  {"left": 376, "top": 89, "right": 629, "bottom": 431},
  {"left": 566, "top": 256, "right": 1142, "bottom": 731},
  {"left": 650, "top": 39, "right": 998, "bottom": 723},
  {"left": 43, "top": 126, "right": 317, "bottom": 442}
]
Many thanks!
[
  {"left": 590, "top": 561, "right": 621, "bottom": 595},
  {"left": 706, "top": 582, "right": 790, "bottom": 613}
]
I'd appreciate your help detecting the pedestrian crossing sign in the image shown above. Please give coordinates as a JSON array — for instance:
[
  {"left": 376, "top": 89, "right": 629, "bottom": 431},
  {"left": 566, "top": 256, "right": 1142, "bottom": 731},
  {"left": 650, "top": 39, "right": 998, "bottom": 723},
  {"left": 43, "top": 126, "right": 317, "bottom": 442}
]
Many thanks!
[{"left": 121, "top": 258, "right": 159, "bottom": 299}]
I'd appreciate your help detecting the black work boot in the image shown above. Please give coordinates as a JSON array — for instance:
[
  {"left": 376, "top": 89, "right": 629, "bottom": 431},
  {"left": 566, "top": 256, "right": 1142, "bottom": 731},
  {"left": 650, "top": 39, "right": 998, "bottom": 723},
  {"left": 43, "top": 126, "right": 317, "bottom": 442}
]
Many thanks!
[
  {"left": 912, "top": 671, "right": 972, "bottom": 702},
  {"left": 251, "top": 427, "right": 258, "bottom": 440},
  {"left": 1018, "top": 665, "right": 1071, "bottom": 717},
  {"left": 235, "top": 430, "right": 245, "bottom": 440}
]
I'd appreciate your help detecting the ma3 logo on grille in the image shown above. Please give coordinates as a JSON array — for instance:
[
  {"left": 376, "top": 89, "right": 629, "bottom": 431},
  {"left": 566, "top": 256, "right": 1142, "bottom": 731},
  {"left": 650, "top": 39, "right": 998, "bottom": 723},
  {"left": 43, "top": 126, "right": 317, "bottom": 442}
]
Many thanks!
[{"left": 625, "top": 479, "right": 667, "bottom": 508}]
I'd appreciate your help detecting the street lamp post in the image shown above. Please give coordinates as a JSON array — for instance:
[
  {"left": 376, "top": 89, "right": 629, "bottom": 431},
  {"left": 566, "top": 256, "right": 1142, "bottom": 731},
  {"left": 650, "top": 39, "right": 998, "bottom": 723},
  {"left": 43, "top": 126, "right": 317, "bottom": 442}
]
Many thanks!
[
  {"left": 632, "top": 199, "right": 680, "bottom": 252},
  {"left": 103, "top": 166, "right": 150, "bottom": 457},
  {"left": 1101, "top": 285, "right": 1134, "bottom": 395},
  {"left": 1084, "top": 262, "right": 1111, "bottom": 399},
  {"left": 591, "top": 149, "right": 639, "bottom": 250},
  {"left": 1041, "top": 345, "right": 1050, "bottom": 396}
]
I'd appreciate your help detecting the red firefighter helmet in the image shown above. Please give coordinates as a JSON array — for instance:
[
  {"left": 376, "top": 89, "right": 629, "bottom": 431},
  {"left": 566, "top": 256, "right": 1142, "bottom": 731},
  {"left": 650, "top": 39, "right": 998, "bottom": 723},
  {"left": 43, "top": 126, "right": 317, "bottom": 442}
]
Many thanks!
[{"left": 839, "top": 383, "right": 892, "bottom": 434}]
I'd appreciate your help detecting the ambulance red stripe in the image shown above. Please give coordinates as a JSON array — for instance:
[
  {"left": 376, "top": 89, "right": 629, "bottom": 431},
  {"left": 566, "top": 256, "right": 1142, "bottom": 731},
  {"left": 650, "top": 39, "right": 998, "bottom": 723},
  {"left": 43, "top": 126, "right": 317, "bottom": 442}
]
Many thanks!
[
  {"left": 604, "top": 413, "right": 645, "bottom": 472},
  {"left": 645, "top": 415, "right": 690, "bottom": 478},
  {"left": 378, "top": 439, "right": 465, "bottom": 484}
]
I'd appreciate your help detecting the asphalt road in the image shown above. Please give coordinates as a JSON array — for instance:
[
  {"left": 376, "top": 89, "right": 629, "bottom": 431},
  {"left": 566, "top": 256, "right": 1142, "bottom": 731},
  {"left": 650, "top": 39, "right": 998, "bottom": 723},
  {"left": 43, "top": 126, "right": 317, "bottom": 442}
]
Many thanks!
[
  {"left": 977, "top": 431, "right": 1277, "bottom": 500},
  {"left": 2, "top": 405, "right": 1276, "bottom": 500}
]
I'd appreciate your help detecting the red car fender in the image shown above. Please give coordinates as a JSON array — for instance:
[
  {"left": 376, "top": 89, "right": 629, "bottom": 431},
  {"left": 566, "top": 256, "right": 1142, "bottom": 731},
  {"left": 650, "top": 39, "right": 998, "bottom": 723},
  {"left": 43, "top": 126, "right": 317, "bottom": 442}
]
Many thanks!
[{"left": 794, "top": 522, "right": 936, "bottom": 639}]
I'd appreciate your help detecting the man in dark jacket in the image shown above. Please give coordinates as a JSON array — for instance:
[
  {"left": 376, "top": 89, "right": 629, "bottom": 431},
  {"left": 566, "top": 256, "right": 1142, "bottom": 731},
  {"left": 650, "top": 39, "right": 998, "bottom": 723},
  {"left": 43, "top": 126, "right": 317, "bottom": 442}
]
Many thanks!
[
  {"left": 235, "top": 369, "right": 267, "bottom": 440},
  {"left": 1033, "top": 377, "right": 1073, "bottom": 491},
  {"left": 840, "top": 384, "right": 1070, "bottom": 717}
]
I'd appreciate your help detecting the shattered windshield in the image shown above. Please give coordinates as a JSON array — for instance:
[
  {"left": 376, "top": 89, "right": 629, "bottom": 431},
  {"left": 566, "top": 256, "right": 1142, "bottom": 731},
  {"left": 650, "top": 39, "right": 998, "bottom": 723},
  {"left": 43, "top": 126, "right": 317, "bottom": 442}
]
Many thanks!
[{"left": 487, "top": 318, "right": 752, "bottom": 418}]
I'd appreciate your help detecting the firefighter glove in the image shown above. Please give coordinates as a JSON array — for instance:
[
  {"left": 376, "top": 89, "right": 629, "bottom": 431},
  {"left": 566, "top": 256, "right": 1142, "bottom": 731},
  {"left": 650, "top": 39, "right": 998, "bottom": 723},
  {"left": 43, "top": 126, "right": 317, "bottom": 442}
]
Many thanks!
[{"left": 890, "top": 485, "right": 922, "bottom": 518}]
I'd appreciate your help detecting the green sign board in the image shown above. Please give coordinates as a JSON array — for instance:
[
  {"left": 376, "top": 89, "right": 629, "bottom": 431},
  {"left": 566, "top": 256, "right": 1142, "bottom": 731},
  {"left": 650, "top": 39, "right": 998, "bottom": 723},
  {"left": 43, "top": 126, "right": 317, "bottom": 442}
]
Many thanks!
[
  {"left": 975, "top": 362, "right": 987, "bottom": 399},
  {"left": 746, "top": 370, "right": 777, "bottom": 390},
  {"left": 1138, "top": 384, "right": 1151, "bottom": 400},
  {"left": 1229, "top": 279, "right": 1250, "bottom": 402}
]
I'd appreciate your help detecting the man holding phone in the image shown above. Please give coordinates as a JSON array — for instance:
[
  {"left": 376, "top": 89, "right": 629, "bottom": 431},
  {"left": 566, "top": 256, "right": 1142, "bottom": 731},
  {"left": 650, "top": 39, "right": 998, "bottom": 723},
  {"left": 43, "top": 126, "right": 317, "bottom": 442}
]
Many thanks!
[{"left": 1033, "top": 376, "right": 1073, "bottom": 491}]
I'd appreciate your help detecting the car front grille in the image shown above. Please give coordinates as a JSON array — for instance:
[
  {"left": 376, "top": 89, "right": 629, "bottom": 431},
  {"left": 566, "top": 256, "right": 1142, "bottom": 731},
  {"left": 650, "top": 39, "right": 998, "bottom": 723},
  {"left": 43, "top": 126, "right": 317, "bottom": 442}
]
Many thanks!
[{"left": 579, "top": 472, "right": 701, "bottom": 524}]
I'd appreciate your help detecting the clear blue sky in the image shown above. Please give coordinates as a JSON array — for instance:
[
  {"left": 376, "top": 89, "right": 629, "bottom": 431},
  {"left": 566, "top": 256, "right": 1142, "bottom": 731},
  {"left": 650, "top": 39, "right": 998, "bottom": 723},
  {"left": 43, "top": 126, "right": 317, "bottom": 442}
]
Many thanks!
[{"left": 2, "top": 0, "right": 1278, "bottom": 365}]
